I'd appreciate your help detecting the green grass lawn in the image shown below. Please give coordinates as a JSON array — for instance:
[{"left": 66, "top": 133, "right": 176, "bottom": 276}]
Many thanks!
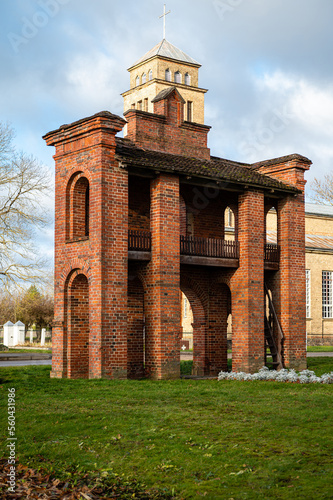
[
  {"left": 0, "top": 359, "right": 332, "bottom": 499},
  {"left": 307, "top": 346, "right": 333, "bottom": 352}
]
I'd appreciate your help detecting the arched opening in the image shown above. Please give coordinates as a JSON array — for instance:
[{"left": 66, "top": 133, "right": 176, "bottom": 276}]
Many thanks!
[
  {"left": 185, "top": 73, "right": 191, "bottom": 85},
  {"left": 224, "top": 204, "right": 238, "bottom": 242},
  {"left": 142, "top": 73, "right": 146, "bottom": 84},
  {"left": 266, "top": 206, "right": 277, "bottom": 244},
  {"left": 180, "top": 277, "right": 206, "bottom": 376},
  {"left": 136, "top": 75, "right": 140, "bottom": 86},
  {"left": 180, "top": 291, "right": 193, "bottom": 350},
  {"left": 148, "top": 69, "right": 153, "bottom": 81},
  {"left": 68, "top": 273, "right": 89, "bottom": 378},
  {"left": 127, "top": 275, "right": 145, "bottom": 379},
  {"left": 174, "top": 71, "right": 182, "bottom": 84},
  {"left": 165, "top": 68, "right": 171, "bottom": 81},
  {"left": 66, "top": 173, "right": 90, "bottom": 240}
]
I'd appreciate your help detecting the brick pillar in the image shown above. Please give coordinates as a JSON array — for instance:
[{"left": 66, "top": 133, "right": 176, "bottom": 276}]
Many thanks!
[
  {"left": 207, "top": 284, "right": 228, "bottom": 375},
  {"left": 127, "top": 277, "right": 145, "bottom": 379},
  {"left": 145, "top": 174, "right": 181, "bottom": 379},
  {"left": 192, "top": 320, "right": 206, "bottom": 376},
  {"left": 97, "top": 158, "right": 128, "bottom": 379},
  {"left": 44, "top": 112, "right": 128, "bottom": 380},
  {"left": 232, "top": 190, "right": 265, "bottom": 373},
  {"left": 277, "top": 194, "right": 307, "bottom": 370}
]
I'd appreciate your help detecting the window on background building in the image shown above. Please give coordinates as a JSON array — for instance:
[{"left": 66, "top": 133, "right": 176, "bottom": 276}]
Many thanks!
[
  {"left": 185, "top": 73, "right": 191, "bottom": 85},
  {"left": 187, "top": 101, "right": 193, "bottom": 122},
  {"left": 135, "top": 76, "right": 140, "bottom": 86},
  {"left": 142, "top": 73, "right": 146, "bottom": 84},
  {"left": 131, "top": 103, "right": 135, "bottom": 109},
  {"left": 165, "top": 68, "right": 171, "bottom": 81},
  {"left": 148, "top": 69, "right": 153, "bottom": 80},
  {"left": 137, "top": 100, "right": 142, "bottom": 110},
  {"left": 184, "top": 297, "right": 187, "bottom": 318},
  {"left": 306, "top": 270, "right": 311, "bottom": 318},
  {"left": 174, "top": 71, "right": 182, "bottom": 83},
  {"left": 322, "top": 271, "right": 333, "bottom": 318},
  {"left": 144, "top": 98, "right": 148, "bottom": 112},
  {"left": 225, "top": 207, "right": 234, "bottom": 228}
]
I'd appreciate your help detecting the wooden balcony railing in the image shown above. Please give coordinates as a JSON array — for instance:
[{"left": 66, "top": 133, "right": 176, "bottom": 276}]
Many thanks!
[
  {"left": 180, "top": 235, "right": 239, "bottom": 259},
  {"left": 128, "top": 231, "right": 279, "bottom": 264},
  {"left": 128, "top": 230, "right": 151, "bottom": 251},
  {"left": 265, "top": 244, "right": 280, "bottom": 263}
]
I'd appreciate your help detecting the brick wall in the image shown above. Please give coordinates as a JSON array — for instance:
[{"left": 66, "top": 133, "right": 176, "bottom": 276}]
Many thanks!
[
  {"left": 44, "top": 112, "right": 129, "bottom": 379},
  {"left": 124, "top": 89, "right": 211, "bottom": 160}
]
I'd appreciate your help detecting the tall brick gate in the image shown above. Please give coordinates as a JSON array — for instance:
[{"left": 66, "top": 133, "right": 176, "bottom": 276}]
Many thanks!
[{"left": 44, "top": 39, "right": 311, "bottom": 379}]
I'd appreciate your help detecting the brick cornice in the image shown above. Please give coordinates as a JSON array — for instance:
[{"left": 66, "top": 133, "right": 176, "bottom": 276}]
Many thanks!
[{"left": 43, "top": 111, "right": 126, "bottom": 146}]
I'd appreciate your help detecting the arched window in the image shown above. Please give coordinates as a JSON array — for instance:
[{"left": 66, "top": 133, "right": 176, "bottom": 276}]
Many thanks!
[
  {"left": 148, "top": 69, "right": 153, "bottom": 81},
  {"left": 135, "top": 75, "right": 140, "bottom": 86},
  {"left": 165, "top": 68, "right": 171, "bottom": 81},
  {"left": 185, "top": 73, "right": 191, "bottom": 85},
  {"left": 67, "top": 173, "right": 90, "bottom": 240},
  {"left": 142, "top": 73, "right": 146, "bottom": 84},
  {"left": 174, "top": 71, "right": 182, "bottom": 84}
]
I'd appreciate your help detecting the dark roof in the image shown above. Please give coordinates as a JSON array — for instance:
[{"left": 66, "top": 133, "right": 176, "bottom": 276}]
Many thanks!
[
  {"left": 152, "top": 87, "right": 185, "bottom": 104},
  {"left": 115, "top": 139, "right": 299, "bottom": 194}
]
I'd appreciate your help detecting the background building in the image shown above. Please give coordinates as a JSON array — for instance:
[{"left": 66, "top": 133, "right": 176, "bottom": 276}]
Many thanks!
[{"left": 265, "top": 202, "right": 333, "bottom": 345}]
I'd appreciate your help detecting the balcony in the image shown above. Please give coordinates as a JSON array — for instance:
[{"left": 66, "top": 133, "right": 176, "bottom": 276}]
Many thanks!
[
  {"left": 264, "top": 243, "right": 280, "bottom": 270},
  {"left": 180, "top": 235, "right": 239, "bottom": 267},
  {"left": 128, "top": 230, "right": 151, "bottom": 261},
  {"left": 128, "top": 230, "right": 280, "bottom": 270}
]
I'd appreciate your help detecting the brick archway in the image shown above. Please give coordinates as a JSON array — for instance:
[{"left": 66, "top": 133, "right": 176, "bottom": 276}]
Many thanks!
[{"left": 180, "top": 274, "right": 208, "bottom": 375}]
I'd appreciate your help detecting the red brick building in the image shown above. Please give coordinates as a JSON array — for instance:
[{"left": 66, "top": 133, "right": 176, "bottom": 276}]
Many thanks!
[{"left": 44, "top": 39, "right": 311, "bottom": 379}]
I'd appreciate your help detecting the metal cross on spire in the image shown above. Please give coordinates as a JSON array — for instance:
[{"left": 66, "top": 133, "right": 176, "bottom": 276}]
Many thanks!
[{"left": 159, "top": 4, "right": 171, "bottom": 40}]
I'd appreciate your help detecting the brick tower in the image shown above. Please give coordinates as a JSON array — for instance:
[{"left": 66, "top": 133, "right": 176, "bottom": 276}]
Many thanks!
[{"left": 44, "top": 38, "right": 311, "bottom": 379}]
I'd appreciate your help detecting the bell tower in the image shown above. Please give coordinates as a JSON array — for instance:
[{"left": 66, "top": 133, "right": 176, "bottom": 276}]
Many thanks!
[{"left": 122, "top": 39, "right": 208, "bottom": 124}]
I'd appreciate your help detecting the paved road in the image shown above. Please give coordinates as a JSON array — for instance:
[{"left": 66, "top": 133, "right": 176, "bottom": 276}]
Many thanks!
[
  {"left": 0, "top": 359, "right": 52, "bottom": 367},
  {"left": 0, "top": 352, "right": 332, "bottom": 367}
]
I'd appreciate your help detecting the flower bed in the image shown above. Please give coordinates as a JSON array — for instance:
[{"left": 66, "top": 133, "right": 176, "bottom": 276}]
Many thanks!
[{"left": 218, "top": 366, "right": 333, "bottom": 383}]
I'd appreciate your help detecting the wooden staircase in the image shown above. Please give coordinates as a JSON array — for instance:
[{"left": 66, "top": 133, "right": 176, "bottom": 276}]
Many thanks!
[{"left": 264, "top": 284, "right": 284, "bottom": 369}]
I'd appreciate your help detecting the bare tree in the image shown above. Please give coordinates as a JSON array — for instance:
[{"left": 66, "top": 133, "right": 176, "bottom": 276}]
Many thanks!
[
  {"left": 0, "top": 122, "right": 51, "bottom": 289},
  {"left": 311, "top": 174, "right": 333, "bottom": 205}
]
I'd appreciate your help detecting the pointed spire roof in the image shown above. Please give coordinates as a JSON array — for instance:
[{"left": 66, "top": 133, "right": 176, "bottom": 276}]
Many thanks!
[{"left": 129, "top": 39, "right": 200, "bottom": 69}]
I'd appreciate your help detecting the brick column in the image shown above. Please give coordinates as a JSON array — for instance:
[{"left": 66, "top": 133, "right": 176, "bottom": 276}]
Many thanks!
[
  {"left": 231, "top": 190, "right": 265, "bottom": 373},
  {"left": 44, "top": 112, "right": 128, "bottom": 380},
  {"left": 97, "top": 157, "right": 128, "bottom": 379},
  {"left": 207, "top": 284, "right": 229, "bottom": 375},
  {"left": 145, "top": 174, "right": 181, "bottom": 379},
  {"left": 277, "top": 194, "right": 307, "bottom": 370}
]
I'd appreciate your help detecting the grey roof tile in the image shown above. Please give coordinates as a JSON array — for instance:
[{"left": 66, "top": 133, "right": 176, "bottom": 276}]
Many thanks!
[{"left": 129, "top": 39, "right": 200, "bottom": 68}]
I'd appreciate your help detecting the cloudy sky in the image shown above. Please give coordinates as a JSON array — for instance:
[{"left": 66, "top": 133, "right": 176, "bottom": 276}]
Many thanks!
[{"left": 1, "top": 0, "right": 333, "bottom": 262}]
